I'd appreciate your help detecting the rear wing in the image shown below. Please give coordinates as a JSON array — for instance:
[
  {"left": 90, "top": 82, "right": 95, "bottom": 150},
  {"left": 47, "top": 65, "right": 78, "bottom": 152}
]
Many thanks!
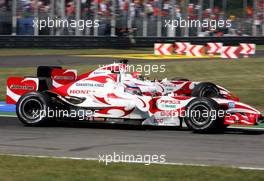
[
  {"left": 6, "top": 67, "right": 78, "bottom": 104},
  {"left": 6, "top": 77, "right": 39, "bottom": 104}
]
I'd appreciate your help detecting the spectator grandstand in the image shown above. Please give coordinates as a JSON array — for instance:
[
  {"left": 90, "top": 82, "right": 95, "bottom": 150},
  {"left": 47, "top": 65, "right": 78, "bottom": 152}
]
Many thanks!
[{"left": 0, "top": 0, "right": 263, "bottom": 37}]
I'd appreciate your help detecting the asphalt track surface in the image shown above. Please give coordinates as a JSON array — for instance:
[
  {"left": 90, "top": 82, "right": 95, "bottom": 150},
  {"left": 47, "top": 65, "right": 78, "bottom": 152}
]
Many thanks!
[
  {"left": 0, "top": 55, "right": 206, "bottom": 67},
  {"left": 0, "top": 117, "right": 264, "bottom": 168},
  {"left": 1, "top": 52, "right": 264, "bottom": 168}
]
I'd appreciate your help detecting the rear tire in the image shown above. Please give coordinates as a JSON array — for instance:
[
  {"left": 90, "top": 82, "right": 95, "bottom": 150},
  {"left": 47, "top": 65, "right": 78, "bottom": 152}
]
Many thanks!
[
  {"left": 16, "top": 92, "right": 53, "bottom": 126},
  {"left": 184, "top": 97, "right": 225, "bottom": 133}
]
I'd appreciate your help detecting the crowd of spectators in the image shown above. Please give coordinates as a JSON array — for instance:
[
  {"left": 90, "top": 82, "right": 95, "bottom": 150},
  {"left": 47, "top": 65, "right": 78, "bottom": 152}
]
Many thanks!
[
  {"left": 0, "top": 0, "right": 263, "bottom": 36},
  {"left": 0, "top": 0, "right": 11, "bottom": 34}
]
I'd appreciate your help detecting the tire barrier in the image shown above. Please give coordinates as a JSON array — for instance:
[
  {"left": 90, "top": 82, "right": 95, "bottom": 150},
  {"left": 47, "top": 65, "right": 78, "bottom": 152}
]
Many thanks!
[
  {"left": 185, "top": 45, "right": 205, "bottom": 57},
  {"left": 240, "top": 43, "right": 256, "bottom": 58},
  {"left": 175, "top": 42, "right": 190, "bottom": 55},
  {"left": 154, "top": 42, "right": 256, "bottom": 59},
  {"left": 154, "top": 43, "right": 173, "bottom": 55},
  {"left": 207, "top": 43, "right": 223, "bottom": 55},
  {"left": 221, "top": 46, "right": 241, "bottom": 59}
]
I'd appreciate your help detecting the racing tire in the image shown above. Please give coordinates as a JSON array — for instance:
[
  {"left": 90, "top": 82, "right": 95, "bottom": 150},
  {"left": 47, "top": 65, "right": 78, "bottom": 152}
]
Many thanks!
[
  {"left": 191, "top": 82, "right": 221, "bottom": 98},
  {"left": 184, "top": 97, "right": 225, "bottom": 133},
  {"left": 16, "top": 92, "right": 53, "bottom": 126}
]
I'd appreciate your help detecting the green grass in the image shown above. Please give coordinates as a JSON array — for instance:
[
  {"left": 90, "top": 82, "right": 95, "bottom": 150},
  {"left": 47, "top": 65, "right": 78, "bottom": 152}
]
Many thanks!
[
  {"left": 1, "top": 58, "right": 263, "bottom": 111},
  {"left": 257, "top": 45, "right": 264, "bottom": 50},
  {"left": 0, "top": 155, "right": 263, "bottom": 181}
]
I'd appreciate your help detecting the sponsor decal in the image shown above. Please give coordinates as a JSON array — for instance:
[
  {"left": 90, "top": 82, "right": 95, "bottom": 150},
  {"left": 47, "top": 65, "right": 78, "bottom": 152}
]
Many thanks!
[
  {"left": 6, "top": 77, "right": 39, "bottom": 104},
  {"left": 166, "top": 87, "right": 175, "bottom": 91},
  {"left": 76, "top": 83, "right": 104, "bottom": 87},
  {"left": 157, "top": 98, "right": 180, "bottom": 110},
  {"left": 54, "top": 76, "right": 75, "bottom": 80},
  {"left": 163, "top": 83, "right": 177, "bottom": 87},
  {"left": 10, "top": 85, "right": 34, "bottom": 90},
  {"left": 155, "top": 119, "right": 164, "bottom": 123},
  {"left": 69, "top": 90, "right": 91, "bottom": 94},
  {"left": 228, "top": 102, "right": 236, "bottom": 108},
  {"left": 162, "top": 104, "right": 177, "bottom": 109},
  {"left": 161, "top": 84, "right": 176, "bottom": 91},
  {"left": 94, "top": 71, "right": 107, "bottom": 74},
  {"left": 159, "top": 100, "right": 180, "bottom": 104}
]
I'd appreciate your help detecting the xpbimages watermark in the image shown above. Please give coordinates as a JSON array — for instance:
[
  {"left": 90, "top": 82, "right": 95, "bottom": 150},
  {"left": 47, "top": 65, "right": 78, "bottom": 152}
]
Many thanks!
[
  {"left": 164, "top": 17, "right": 232, "bottom": 30},
  {"left": 31, "top": 105, "right": 228, "bottom": 121},
  {"left": 32, "top": 107, "right": 96, "bottom": 121},
  {"left": 98, "top": 63, "right": 166, "bottom": 76},
  {"left": 98, "top": 152, "right": 166, "bottom": 165},
  {"left": 33, "top": 17, "right": 100, "bottom": 31}
]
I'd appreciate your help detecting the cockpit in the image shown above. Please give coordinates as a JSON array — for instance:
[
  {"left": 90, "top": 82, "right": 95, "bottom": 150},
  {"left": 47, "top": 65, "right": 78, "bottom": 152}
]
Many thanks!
[{"left": 124, "top": 85, "right": 143, "bottom": 96}]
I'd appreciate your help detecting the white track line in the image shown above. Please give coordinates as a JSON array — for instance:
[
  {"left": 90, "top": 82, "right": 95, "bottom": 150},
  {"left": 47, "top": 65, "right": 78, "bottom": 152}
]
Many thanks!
[{"left": 1, "top": 153, "right": 264, "bottom": 171}]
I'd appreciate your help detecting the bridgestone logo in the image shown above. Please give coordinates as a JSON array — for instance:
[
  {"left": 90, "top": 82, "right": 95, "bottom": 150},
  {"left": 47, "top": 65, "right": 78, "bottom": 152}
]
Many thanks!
[
  {"left": 10, "top": 85, "right": 34, "bottom": 90},
  {"left": 54, "top": 76, "right": 75, "bottom": 80}
]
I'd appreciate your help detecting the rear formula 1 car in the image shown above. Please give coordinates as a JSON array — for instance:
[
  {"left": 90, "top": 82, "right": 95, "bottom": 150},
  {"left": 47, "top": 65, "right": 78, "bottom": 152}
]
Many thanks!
[{"left": 6, "top": 62, "right": 263, "bottom": 133}]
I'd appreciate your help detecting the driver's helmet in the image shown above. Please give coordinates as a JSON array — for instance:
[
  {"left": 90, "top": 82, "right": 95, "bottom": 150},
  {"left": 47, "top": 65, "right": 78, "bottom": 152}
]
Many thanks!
[{"left": 124, "top": 85, "right": 142, "bottom": 95}]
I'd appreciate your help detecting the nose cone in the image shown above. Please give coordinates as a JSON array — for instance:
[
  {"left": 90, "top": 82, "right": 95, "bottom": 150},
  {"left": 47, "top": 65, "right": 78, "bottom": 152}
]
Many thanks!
[{"left": 231, "top": 101, "right": 261, "bottom": 115}]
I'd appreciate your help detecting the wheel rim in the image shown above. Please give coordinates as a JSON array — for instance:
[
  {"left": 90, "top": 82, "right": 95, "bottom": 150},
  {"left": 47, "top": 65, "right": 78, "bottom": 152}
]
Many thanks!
[
  {"left": 189, "top": 104, "right": 211, "bottom": 127},
  {"left": 21, "top": 98, "right": 44, "bottom": 123}
]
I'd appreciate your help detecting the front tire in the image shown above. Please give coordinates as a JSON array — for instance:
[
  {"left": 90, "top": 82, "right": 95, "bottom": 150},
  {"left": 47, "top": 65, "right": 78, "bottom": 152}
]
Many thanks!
[
  {"left": 184, "top": 97, "right": 225, "bottom": 133},
  {"left": 16, "top": 92, "right": 53, "bottom": 126}
]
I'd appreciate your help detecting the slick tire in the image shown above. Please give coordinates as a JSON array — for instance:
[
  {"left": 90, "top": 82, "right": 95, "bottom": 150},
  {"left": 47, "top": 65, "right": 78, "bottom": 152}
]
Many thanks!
[
  {"left": 16, "top": 92, "right": 53, "bottom": 126},
  {"left": 184, "top": 97, "right": 225, "bottom": 133}
]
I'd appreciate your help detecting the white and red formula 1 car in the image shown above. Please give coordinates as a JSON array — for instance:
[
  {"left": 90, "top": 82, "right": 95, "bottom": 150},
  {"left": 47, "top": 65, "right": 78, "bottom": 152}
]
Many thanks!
[{"left": 6, "top": 61, "right": 263, "bottom": 133}]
